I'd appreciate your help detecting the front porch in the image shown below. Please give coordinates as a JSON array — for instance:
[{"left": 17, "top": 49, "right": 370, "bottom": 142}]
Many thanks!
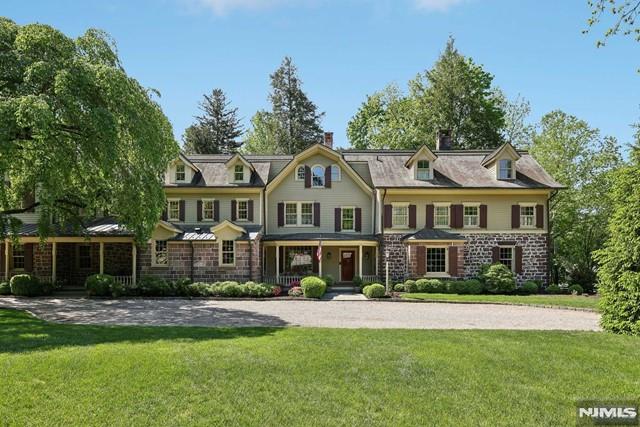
[{"left": 262, "top": 239, "right": 379, "bottom": 286}]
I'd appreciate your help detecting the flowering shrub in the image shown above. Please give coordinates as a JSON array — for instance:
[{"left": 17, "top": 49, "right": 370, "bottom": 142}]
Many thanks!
[
  {"left": 288, "top": 286, "right": 303, "bottom": 297},
  {"left": 272, "top": 286, "right": 282, "bottom": 297}
]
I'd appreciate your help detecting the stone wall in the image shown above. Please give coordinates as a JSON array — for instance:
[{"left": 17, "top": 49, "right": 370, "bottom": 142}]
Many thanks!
[
  {"left": 250, "top": 238, "right": 262, "bottom": 282},
  {"left": 104, "top": 243, "right": 133, "bottom": 276},
  {"left": 461, "top": 233, "right": 548, "bottom": 284},
  {"left": 406, "top": 244, "right": 465, "bottom": 279},
  {"left": 379, "top": 234, "right": 406, "bottom": 282},
  {"left": 33, "top": 243, "right": 52, "bottom": 279},
  {"left": 138, "top": 240, "right": 257, "bottom": 283}
]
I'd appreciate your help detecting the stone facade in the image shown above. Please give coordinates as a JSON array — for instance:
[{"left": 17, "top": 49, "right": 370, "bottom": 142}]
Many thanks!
[
  {"left": 461, "top": 233, "right": 548, "bottom": 284},
  {"left": 379, "top": 234, "right": 407, "bottom": 282},
  {"left": 250, "top": 238, "right": 262, "bottom": 282}
]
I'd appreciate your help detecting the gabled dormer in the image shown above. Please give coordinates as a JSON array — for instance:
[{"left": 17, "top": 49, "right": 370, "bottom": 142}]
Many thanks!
[
  {"left": 405, "top": 145, "right": 438, "bottom": 181},
  {"left": 481, "top": 142, "right": 521, "bottom": 181},
  {"left": 168, "top": 153, "right": 199, "bottom": 185},
  {"left": 225, "top": 153, "right": 254, "bottom": 184}
]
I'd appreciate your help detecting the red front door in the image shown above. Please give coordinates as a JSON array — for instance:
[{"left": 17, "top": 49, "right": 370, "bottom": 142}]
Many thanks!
[{"left": 341, "top": 250, "right": 355, "bottom": 281}]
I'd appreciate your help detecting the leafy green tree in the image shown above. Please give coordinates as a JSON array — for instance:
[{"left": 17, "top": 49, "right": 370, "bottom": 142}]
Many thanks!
[
  {"left": 495, "top": 91, "right": 534, "bottom": 148},
  {"left": 268, "top": 56, "right": 324, "bottom": 154},
  {"left": 241, "top": 111, "right": 285, "bottom": 155},
  {"left": 0, "top": 18, "right": 178, "bottom": 241},
  {"left": 182, "top": 88, "right": 243, "bottom": 154},
  {"left": 530, "top": 111, "right": 621, "bottom": 289},
  {"left": 593, "top": 138, "right": 640, "bottom": 334},
  {"left": 585, "top": 0, "right": 640, "bottom": 47}
]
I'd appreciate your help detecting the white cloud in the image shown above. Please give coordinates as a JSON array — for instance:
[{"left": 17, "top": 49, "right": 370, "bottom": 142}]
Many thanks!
[
  {"left": 188, "top": 0, "right": 297, "bottom": 15},
  {"left": 413, "top": 0, "right": 465, "bottom": 12}
]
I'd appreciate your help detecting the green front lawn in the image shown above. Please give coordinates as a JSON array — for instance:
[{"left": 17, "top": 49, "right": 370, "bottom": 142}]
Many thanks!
[
  {"left": 1, "top": 309, "right": 636, "bottom": 426},
  {"left": 401, "top": 293, "right": 600, "bottom": 310}
]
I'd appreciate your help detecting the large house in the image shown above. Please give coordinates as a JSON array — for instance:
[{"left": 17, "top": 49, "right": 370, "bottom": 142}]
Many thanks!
[{"left": 1, "top": 131, "right": 563, "bottom": 288}]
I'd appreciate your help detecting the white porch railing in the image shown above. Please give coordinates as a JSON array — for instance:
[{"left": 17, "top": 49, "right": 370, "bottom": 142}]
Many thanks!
[
  {"left": 113, "top": 276, "right": 135, "bottom": 287},
  {"left": 35, "top": 276, "right": 53, "bottom": 284},
  {"left": 361, "top": 275, "right": 379, "bottom": 284},
  {"left": 263, "top": 276, "right": 302, "bottom": 287}
]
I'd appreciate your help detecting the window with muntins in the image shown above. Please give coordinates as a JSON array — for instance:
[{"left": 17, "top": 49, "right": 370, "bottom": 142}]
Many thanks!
[
  {"left": 285, "top": 202, "right": 313, "bottom": 226},
  {"left": 499, "top": 247, "right": 514, "bottom": 271},
  {"left": 78, "top": 245, "right": 91, "bottom": 269},
  {"left": 417, "top": 160, "right": 430, "bottom": 180},
  {"left": 237, "top": 200, "right": 248, "bottom": 221},
  {"left": 153, "top": 240, "right": 168, "bottom": 266},
  {"left": 285, "top": 203, "right": 298, "bottom": 226},
  {"left": 234, "top": 165, "right": 244, "bottom": 181},
  {"left": 168, "top": 200, "right": 180, "bottom": 221},
  {"left": 331, "top": 165, "right": 341, "bottom": 182},
  {"left": 435, "top": 206, "right": 449, "bottom": 227},
  {"left": 463, "top": 206, "right": 479, "bottom": 227},
  {"left": 392, "top": 205, "right": 408, "bottom": 228},
  {"left": 498, "top": 159, "right": 513, "bottom": 179},
  {"left": 312, "top": 166, "right": 325, "bottom": 187},
  {"left": 520, "top": 206, "right": 535, "bottom": 228},
  {"left": 342, "top": 207, "right": 354, "bottom": 231},
  {"left": 202, "top": 200, "right": 214, "bottom": 221},
  {"left": 296, "top": 166, "right": 305, "bottom": 181},
  {"left": 12, "top": 246, "right": 25, "bottom": 269},
  {"left": 300, "top": 203, "right": 313, "bottom": 225},
  {"left": 175, "top": 164, "right": 186, "bottom": 182},
  {"left": 221, "top": 240, "right": 235, "bottom": 265},
  {"left": 427, "top": 248, "right": 446, "bottom": 273}
]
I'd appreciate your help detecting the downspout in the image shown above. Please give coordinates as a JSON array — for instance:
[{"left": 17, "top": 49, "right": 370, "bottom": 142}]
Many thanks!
[
  {"left": 190, "top": 241, "right": 194, "bottom": 283},
  {"left": 249, "top": 237, "right": 253, "bottom": 282},
  {"left": 381, "top": 188, "right": 387, "bottom": 281},
  {"left": 547, "top": 190, "right": 558, "bottom": 286}
]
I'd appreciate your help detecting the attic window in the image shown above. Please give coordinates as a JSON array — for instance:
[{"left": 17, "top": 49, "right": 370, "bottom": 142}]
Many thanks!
[
  {"left": 296, "top": 165, "right": 305, "bottom": 181},
  {"left": 175, "top": 164, "right": 186, "bottom": 182},
  {"left": 498, "top": 159, "right": 514, "bottom": 180},
  {"left": 416, "top": 160, "right": 430, "bottom": 181},
  {"left": 312, "top": 165, "right": 325, "bottom": 187},
  {"left": 331, "top": 164, "right": 341, "bottom": 182},
  {"left": 234, "top": 165, "right": 244, "bottom": 182}
]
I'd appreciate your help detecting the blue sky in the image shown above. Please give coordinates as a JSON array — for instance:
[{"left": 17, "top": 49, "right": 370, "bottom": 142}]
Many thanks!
[{"left": 5, "top": 0, "right": 640, "bottom": 151}]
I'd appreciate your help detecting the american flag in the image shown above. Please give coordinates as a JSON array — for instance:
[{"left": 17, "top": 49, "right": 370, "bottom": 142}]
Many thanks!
[{"left": 316, "top": 240, "right": 322, "bottom": 261}]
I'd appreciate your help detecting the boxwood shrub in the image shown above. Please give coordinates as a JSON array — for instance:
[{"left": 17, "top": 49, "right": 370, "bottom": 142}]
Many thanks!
[
  {"left": 403, "top": 279, "right": 417, "bottom": 293},
  {"left": 449, "top": 279, "right": 483, "bottom": 295},
  {"left": 416, "top": 278, "right": 446, "bottom": 293},
  {"left": 393, "top": 283, "right": 405, "bottom": 292},
  {"left": 363, "top": 283, "right": 386, "bottom": 298},
  {"left": 520, "top": 280, "right": 539, "bottom": 295},
  {"left": 546, "top": 284, "right": 563, "bottom": 294},
  {"left": 85, "top": 274, "right": 115, "bottom": 297},
  {"left": 300, "top": 276, "right": 327, "bottom": 298},
  {"left": 10, "top": 274, "right": 43, "bottom": 297},
  {"left": 568, "top": 284, "right": 584, "bottom": 295},
  {"left": 0, "top": 281, "right": 12, "bottom": 295},
  {"left": 480, "top": 263, "right": 516, "bottom": 294}
]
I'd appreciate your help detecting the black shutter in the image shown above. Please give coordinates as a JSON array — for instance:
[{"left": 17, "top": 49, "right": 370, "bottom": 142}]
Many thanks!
[
  {"left": 325, "top": 166, "right": 332, "bottom": 188},
  {"left": 355, "top": 208, "right": 362, "bottom": 232},
  {"left": 426, "top": 204, "right": 434, "bottom": 229},
  {"left": 448, "top": 246, "right": 458, "bottom": 277},
  {"left": 231, "top": 200, "right": 237, "bottom": 221},
  {"left": 335, "top": 208, "right": 342, "bottom": 232},
  {"left": 179, "top": 200, "right": 185, "bottom": 222},
  {"left": 214, "top": 200, "right": 220, "bottom": 222},
  {"left": 304, "top": 166, "right": 311, "bottom": 188},
  {"left": 416, "top": 246, "right": 426, "bottom": 276},
  {"left": 197, "top": 200, "right": 202, "bottom": 221},
  {"left": 480, "top": 204, "right": 487, "bottom": 228},
  {"left": 536, "top": 205, "right": 544, "bottom": 228},
  {"left": 313, "top": 203, "right": 320, "bottom": 227},
  {"left": 248, "top": 200, "right": 254, "bottom": 222},
  {"left": 384, "top": 205, "right": 392, "bottom": 228},
  {"left": 24, "top": 244, "right": 33, "bottom": 272},
  {"left": 511, "top": 205, "right": 520, "bottom": 229},
  {"left": 409, "top": 205, "right": 416, "bottom": 229},
  {"left": 515, "top": 246, "right": 523, "bottom": 274},
  {"left": 277, "top": 202, "right": 284, "bottom": 227}
]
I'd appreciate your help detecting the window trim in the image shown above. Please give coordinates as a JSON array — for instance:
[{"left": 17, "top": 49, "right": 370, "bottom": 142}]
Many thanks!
[
  {"left": 433, "top": 202, "right": 450, "bottom": 228},
  {"left": 167, "top": 198, "right": 181, "bottom": 222},
  {"left": 341, "top": 206, "right": 355, "bottom": 232},
  {"left": 519, "top": 202, "right": 536, "bottom": 229},
  {"left": 416, "top": 159, "right": 431, "bottom": 181},
  {"left": 311, "top": 164, "right": 325, "bottom": 188},
  {"left": 284, "top": 201, "right": 315, "bottom": 227},
  {"left": 391, "top": 202, "right": 410, "bottom": 229},
  {"left": 220, "top": 240, "right": 236, "bottom": 267},
  {"left": 175, "top": 163, "right": 186, "bottom": 182},
  {"left": 331, "top": 164, "right": 341, "bottom": 182},
  {"left": 424, "top": 246, "right": 450, "bottom": 278},
  {"left": 152, "top": 240, "right": 169, "bottom": 267},
  {"left": 295, "top": 165, "right": 306, "bottom": 181},
  {"left": 234, "top": 164, "right": 244, "bottom": 182},
  {"left": 201, "top": 198, "right": 215, "bottom": 222},
  {"left": 497, "top": 159, "right": 514, "bottom": 180},
  {"left": 12, "top": 245, "right": 25, "bottom": 271},
  {"left": 498, "top": 245, "right": 515, "bottom": 272},
  {"left": 463, "top": 203, "right": 480, "bottom": 229},
  {"left": 236, "top": 198, "right": 249, "bottom": 222}
]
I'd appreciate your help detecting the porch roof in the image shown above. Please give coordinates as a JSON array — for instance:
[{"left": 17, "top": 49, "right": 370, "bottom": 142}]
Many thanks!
[
  {"left": 262, "top": 233, "right": 378, "bottom": 242},
  {"left": 14, "top": 217, "right": 133, "bottom": 237},
  {"left": 168, "top": 223, "right": 263, "bottom": 241},
  {"left": 403, "top": 228, "right": 465, "bottom": 241}
]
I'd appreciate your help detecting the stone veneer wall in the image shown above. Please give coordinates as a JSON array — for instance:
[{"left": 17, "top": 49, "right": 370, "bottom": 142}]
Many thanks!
[
  {"left": 138, "top": 241, "right": 256, "bottom": 283},
  {"left": 379, "top": 234, "right": 407, "bottom": 282},
  {"left": 250, "top": 238, "right": 262, "bottom": 282},
  {"left": 461, "top": 233, "right": 548, "bottom": 284},
  {"left": 406, "top": 244, "right": 465, "bottom": 279}
]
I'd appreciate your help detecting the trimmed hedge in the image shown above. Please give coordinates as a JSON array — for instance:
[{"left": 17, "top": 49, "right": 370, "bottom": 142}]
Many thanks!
[
  {"left": 520, "top": 281, "right": 539, "bottom": 295},
  {"left": 393, "top": 283, "right": 405, "bottom": 292},
  {"left": 0, "top": 281, "right": 12, "bottom": 295},
  {"left": 300, "top": 276, "right": 327, "bottom": 298},
  {"left": 568, "top": 284, "right": 584, "bottom": 295},
  {"left": 183, "top": 281, "right": 281, "bottom": 298},
  {"left": 10, "top": 275, "right": 42, "bottom": 297},
  {"left": 416, "top": 279, "right": 445, "bottom": 293},
  {"left": 546, "top": 284, "right": 563, "bottom": 294},
  {"left": 450, "top": 279, "right": 484, "bottom": 295},
  {"left": 403, "top": 280, "right": 417, "bottom": 293},
  {"left": 363, "top": 283, "right": 386, "bottom": 298},
  {"left": 480, "top": 264, "right": 516, "bottom": 294},
  {"left": 85, "top": 274, "right": 115, "bottom": 297}
]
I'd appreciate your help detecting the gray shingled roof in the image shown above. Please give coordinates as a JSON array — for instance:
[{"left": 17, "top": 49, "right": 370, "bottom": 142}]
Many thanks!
[
  {"left": 15, "top": 218, "right": 132, "bottom": 237},
  {"left": 262, "top": 233, "right": 378, "bottom": 241}
]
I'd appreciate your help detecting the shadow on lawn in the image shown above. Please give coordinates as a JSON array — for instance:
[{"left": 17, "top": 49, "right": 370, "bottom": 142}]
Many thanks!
[{"left": 0, "top": 308, "right": 285, "bottom": 354}]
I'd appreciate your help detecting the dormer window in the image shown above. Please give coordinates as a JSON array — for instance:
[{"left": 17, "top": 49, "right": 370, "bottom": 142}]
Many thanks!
[
  {"left": 234, "top": 164, "right": 244, "bottom": 182},
  {"left": 498, "top": 159, "right": 514, "bottom": 180},
  {"left": 312, "top": 165, "right": 325, "bottom": 187},
  {"left": 416, "top": 160, "right": 430, "bottom": 181},
  {"left": 296, "top": 165, "right": 306, "bottom": 181},
  {"left": 175, "top": 164, "right": 186, "bottom": 182}
]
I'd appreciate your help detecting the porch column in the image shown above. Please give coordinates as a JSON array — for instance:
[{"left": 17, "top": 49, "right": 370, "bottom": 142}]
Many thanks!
[
  {"left": 275, "top": 244, "right": 280, "bottom": 283},
  {"left": 358, "top": 245, "right": 363, "bottom": 278},
  {"left": 99, "top": 242, "right": 104, "bottom": 274},
  {"left": 375, "top": 246, "right": 378, "bottom": 276},
  {"left": 4, "top": 240, "right": 9, "bottom": 281},
  {"left": 132, "top": 243, "right": 137, "bottom": 285},
  {"left": 52, "top": 242, "right": 57, "bottom": 283},
  {"left": 318, "top": 244, "right": 323, "bottom": 278}
]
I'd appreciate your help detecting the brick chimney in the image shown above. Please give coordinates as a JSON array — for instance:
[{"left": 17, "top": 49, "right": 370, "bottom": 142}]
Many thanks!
[
  {"left": 323, "top": 132, "right": 334, "bottom": 149},
  {"left": 436, "top": 129, "right": 452, "bottom": 150}
]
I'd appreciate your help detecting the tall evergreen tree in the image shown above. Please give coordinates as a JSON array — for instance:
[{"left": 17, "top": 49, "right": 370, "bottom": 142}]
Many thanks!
[
  {"left": 268, "top": 57, "right": 324, "bottom": 154},
  {"left": 183, "top": 88, "right": 243, "bottom": 154}
]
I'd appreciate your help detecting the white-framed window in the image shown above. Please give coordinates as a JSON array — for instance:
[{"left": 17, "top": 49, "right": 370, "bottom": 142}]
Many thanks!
[
  {"left": 498, "top": 159, "right": 514, "bottom": 180},
  {"left": 342, "top": 207, "right": 355, "bottom": 231},
  {"left": 12, "top": 245, "right": 25, "bottom": 270},
  {"left": 392, "top": 203, "right": 409, "bottom": 228},
  {"left": 416, "top": 160, "right": 430, "bottom": 181},
  {"left": 499, "top": 246, "right": 514, "bottom": 271},
  {"left": 285, "top": 202, "right": 314, "bottom": 226},
  {"left": 175, "top": 164, "right": 186, "bottom": 182},
  {"left": 236, "top": 199, "right": 248, "bottom": 221},
  {"left": 221, "top": 240, "right": 235, "bottom": 266},
  {"left": 78, "top": 244, "right": 91, "bottom": 269},
  {"left": 296, "top": 165, "right": 306, "bottom": 181},
  {"left": 152, "top": 240, "right": 168, "bottom": 266},
  {"left": 463, "top": 205, "right": 479, "bottom": 228},
  {"left": 167, "top": 199, "right": 180, "bottom": 221},
  {"left": 300, "top": 202, "right": 313, "bottom": 225},
  {"left": 234, "top": 165, "right": 244, "bottom": 182},
  {"left": 434, "top": 204, "right": 450, "bottom": 228},
  {"left": 331, "top": 164, "right": 341, "bottom": 182},
  {"left": 426, "top": 247, "right": 447, "bottom": 274},
  {"left": 202, "top": 199, "right": 214, "bottom": 221},
  {"left": 311, "top": 165, "right": 325, "bottom": 187},
  {"left": 520, "top": 205, "right": 535, "bottom": 228}
]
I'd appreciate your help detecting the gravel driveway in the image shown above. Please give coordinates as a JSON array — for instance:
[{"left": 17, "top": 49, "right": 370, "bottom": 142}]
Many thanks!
[{"left": 0, "top": 297, "right": 600, "bottom": 330}]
